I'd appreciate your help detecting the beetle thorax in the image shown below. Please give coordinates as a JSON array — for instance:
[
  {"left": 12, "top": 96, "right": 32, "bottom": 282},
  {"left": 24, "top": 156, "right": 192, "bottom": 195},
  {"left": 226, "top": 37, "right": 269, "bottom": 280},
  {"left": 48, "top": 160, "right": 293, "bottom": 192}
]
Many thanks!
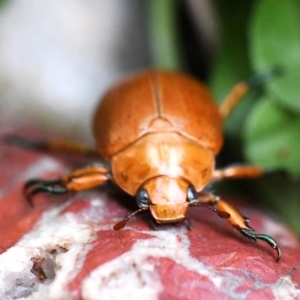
[{"left": 111, "top": 132, "right": 215, "bottom": 196}]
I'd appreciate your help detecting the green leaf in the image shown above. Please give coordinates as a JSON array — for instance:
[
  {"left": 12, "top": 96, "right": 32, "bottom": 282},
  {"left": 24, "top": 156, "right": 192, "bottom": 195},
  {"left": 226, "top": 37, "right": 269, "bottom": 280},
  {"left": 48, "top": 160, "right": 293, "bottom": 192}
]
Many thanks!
[
  {"left": 250, "top": 0, "right": 300, "bottom": 112},
  {"left": 210, "top": 1, "right": 254, "bottom": 137},
  {"left": 147, "top": 0, "right": 183, "bottom": 70},
  {"left": 0, "top": 0, "right": 7, "bottom": 8},
  {"left": 244, "top": 97, "right": 300, "bottom": 176},
  {"left": 255, "top": 178, "right": 300, "bottom": 235}
]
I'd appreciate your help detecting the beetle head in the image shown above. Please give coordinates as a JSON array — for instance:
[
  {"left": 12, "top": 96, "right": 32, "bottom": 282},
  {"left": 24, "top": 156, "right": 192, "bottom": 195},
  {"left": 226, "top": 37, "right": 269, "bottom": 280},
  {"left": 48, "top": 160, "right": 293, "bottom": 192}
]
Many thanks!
[
  {"left": 113, "top": 176, "right": 200, "bottom": 230},
  {"left": 136, "top": 176, "right": 197, "bottom": 223}
]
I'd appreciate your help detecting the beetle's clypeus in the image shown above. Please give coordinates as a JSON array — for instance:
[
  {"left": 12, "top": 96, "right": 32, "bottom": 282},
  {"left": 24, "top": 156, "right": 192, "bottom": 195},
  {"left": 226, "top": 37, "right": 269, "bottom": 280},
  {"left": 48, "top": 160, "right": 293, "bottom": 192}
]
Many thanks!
[{"left": 7, "top": 69, "right": 281, "bottom": 261}]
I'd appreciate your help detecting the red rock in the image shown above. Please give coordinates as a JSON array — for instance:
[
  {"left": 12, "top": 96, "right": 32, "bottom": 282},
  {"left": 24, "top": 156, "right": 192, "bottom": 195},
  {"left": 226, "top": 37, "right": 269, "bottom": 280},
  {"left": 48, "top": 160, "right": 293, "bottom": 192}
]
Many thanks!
[
  {"left": 151, "top": 257, "right": 231, "bottom": 300},
  {"left": 246, "top": 288, "right": 275, "bottom": 300},
  {"left": 68, "top": 230, "right": 153, "bottom": 299},
  {"left": 1, "top": 129, "right": 300, "bottom": 300}
]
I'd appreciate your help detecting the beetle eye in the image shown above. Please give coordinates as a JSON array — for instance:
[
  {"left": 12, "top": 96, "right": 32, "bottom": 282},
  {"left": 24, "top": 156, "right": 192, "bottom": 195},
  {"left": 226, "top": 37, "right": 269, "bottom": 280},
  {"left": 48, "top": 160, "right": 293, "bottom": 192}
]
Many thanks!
[
  {"left": 187, "top": 186, "right": 198, "bottom": 203},
  {"left": 136, "top": 189, "right": 149, "bottom": 208}
]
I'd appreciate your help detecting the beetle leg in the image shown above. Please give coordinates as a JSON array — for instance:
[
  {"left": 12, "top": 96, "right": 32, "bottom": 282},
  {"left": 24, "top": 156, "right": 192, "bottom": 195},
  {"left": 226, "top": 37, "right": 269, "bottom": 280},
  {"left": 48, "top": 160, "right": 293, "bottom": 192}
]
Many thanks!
[
  {"left": 212, "top": 165, "right": 286, "bottom": 182},
  {"left": 214, "top": 197, "right": 255, "bottom": 231},
  {"left": 186, "top": 218, "right": 193, "bottom": 230},
  {"left": 24, "top": 166, "right": 109, "bottom": 206},
  {"left": 149, "top": 218, "right": 158, "bottom": 230},
  {"left": 219, "top": 82, "right": 249, "bottom": 119},
  {"left": 215, "top": 197, "right": 281, "bottom": 262},
  {"left": 24, "top": 179, "right": 68, "bottom": 206},
  {"left": 192, "top": 192, "right": 281, "bottom": 262},
  {"left": 219, "top": 68, "right": 280, "bottom": 119},
  {"left": 240, "top": 229, "right": 281, "bottom": 262},
  {"left": 216, "top": 199, "right": 281, "bottom": 262},
  {"left": 174, "top": 218, "right": 193, "bottom": 230},
  {"left": 212, "top": 165, "right": 266, "bottom": 182},
  {"left": 4, "top": 134, "right": 99, "bottom": 157}
]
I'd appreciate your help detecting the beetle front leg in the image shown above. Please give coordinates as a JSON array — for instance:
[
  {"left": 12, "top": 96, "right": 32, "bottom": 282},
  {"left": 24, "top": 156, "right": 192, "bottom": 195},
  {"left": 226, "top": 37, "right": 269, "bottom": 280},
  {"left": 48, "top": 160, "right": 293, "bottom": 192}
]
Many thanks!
[
  {"left": 192, "top": 193, "right": 281, "bottom": 262},
  {"left": 4, "top": 134, "right": 100, "bottom": 157},
  {"left": 24, "top": 166, "right": 109, "bottom": 206}
]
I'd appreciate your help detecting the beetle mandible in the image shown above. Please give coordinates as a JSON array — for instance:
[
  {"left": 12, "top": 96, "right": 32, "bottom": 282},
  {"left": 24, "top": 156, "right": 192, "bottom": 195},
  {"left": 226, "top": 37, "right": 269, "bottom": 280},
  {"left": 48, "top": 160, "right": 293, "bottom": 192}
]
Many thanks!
[{"left": 11, "top": 69, "right": 281, "bottom": 261}]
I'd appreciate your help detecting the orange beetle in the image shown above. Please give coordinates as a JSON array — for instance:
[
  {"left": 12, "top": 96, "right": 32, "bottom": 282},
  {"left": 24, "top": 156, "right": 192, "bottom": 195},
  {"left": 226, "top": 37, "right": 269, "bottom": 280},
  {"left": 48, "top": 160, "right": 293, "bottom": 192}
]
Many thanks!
[{"left": 8, "top": 69, "right": 281, "bottom": 261}]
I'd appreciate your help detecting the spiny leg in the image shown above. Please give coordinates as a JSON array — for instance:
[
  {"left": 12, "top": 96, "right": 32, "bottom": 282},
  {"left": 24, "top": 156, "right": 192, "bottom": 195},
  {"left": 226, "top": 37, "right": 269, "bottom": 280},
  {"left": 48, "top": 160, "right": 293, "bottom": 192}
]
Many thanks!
[
  {"left": 3, "top": 134, "right": 99, "bottom": 157},
  {"left": 219, "top": 81, "right": 249, "bottom": 120},
  {"left": 219, "top": 68, "right": 281, "bottom": 120},
  {"left": 174, "top": 218, "right": 193, "bottom": 230},
  {"left": 191, "top": 192, "right": 281, "bottom": 262},
  {"left": 148, "top": 218, "right": 158, "bottom": 230},
  {"left": 212, "top": 165, "right": 265, "bottom": 182},
  {"left": 25, "top": 166, "right": 109, "bottom": 206},
  {"left": 211, "top": 165, "right": 286, "bottom": 183},
  {"left": 240, "top": 229, "right": 281, "bottom": 262},
  {"left": 215, "top": 197, "right": 281, "bottom": 262},
  {"left": 24, "top": 179, "right": 68, "bottom": 206},
  {"left": 185, "top": 218, "right": 193, "bottom": 231}
]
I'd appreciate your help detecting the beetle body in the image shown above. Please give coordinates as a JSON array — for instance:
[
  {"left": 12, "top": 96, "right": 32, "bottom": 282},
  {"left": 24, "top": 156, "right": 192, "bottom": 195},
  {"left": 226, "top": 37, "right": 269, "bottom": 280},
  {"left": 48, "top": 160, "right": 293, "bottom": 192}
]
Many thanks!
[
  {"left": 20, "top": 69, "right": 281, "bottom": 261},
  {"left": 94, "top": 70, "right": 223, "bottom": 159},
  {"left": 93, "top": 70, "right": 221, "bottom": 222}
]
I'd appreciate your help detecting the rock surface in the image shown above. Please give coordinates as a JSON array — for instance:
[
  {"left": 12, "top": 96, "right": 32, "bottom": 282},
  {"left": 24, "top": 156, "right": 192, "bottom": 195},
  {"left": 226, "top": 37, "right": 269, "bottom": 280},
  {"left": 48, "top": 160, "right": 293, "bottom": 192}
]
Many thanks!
[{"left": 0, "top": 129, "right": 300, "bottom": 300}]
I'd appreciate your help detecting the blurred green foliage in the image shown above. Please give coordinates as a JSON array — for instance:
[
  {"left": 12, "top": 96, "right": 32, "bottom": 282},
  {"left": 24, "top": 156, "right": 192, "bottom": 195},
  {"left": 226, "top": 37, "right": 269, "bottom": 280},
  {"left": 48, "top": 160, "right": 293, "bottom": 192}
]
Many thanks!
[
  {"left": 246, "top": 0, "right": 300, "bottom": 233},
  {"left": 212, "top": 0, "right": 300, "bottom": 234},
  {"left": 147, "top": 0, "right": 183, "bottom": 70},
  {"left": 0, "top": 0, "right": 6, "bottom": 8},
  {"left": 149, "top": 0, "right": 300, "bottom": 233},
  {"left": 245, "top": 98, "right": 300, "bottom": 175},
  {"left": 209, "top": 1, "right": 255, "bottom": 156},
  {"left": 210, "top": 0, "right": 300, "bottom": 175},
  {"left": 250, "top": 0, "right": 300, "bottom": 112}
]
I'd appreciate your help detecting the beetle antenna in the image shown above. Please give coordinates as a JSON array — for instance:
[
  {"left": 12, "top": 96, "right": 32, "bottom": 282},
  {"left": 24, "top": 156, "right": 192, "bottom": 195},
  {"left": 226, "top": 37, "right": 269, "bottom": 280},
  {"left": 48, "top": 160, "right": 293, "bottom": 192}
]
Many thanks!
[{"left": 113, "top": 207, "right": 149, "bottom": 230}]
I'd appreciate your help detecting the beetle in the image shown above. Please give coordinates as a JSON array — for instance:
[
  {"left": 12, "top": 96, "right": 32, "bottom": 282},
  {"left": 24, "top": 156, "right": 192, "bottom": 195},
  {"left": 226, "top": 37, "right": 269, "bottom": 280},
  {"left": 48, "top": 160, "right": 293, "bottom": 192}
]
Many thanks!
[{"left": 7, "top": 69, "right": 281, "bottom": 261}]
